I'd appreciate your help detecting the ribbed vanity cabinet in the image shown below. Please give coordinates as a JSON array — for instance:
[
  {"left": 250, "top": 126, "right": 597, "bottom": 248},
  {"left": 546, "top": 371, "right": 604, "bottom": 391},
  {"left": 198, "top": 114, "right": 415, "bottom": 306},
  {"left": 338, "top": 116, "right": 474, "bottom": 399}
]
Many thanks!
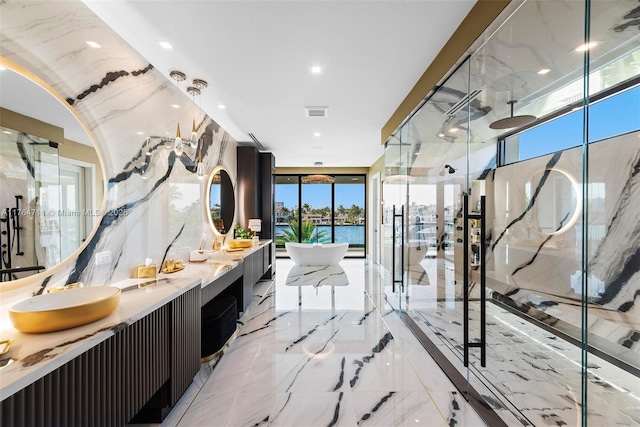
[
  {"left": 0, "top": 286, "right": 201, "bottom": 426},
  {"left": 241, "top": 243, "right": 272, "bottom": 311}
]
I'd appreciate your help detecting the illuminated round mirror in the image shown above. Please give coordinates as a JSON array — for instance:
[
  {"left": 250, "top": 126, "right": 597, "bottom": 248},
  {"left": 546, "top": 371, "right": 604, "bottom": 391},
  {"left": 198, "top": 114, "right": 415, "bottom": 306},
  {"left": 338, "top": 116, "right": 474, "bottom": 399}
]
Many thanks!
[
  {"left": 526, "top": 168, "right": 580, "bottom": 236},
  {"left": 206, "top": 166, "right": 235, "bottom": 236},
  {"left": 0, "top": 59, "right": 104, "bottom": 285}
]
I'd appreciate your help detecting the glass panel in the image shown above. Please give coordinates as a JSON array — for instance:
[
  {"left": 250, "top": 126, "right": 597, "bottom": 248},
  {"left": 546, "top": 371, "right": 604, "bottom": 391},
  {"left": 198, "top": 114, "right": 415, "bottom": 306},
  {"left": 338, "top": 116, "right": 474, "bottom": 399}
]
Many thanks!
[
  {"left": 300, "top": 181, "right": 331, "bottom": 244},
  {"left": 0, "top": 127, "right": 60, "bottom": 281},
  {"left": 275, "top": 175, "right": 299, "bottom": 254},
  {"left": 334, "top": 175, "right": 365, "bottom": 257},
  {"left": 59, "top": 165, "right": 84, "bottom": 260},
  {"left": 586, "top": 1, "right": 640, "bottom": 425}
]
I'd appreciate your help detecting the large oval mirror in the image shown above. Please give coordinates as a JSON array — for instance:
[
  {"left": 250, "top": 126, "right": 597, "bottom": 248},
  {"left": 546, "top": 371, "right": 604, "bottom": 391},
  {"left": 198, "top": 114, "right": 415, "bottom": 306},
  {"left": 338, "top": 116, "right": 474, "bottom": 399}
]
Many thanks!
[
  {"left": 525, "top": 168, "right": 580, "bottom": 236},
  {"left": 0, "top": 60, "right": 104, "bottom": 284},
  {"left": 206, "top": 166, "right": 235, "bottom": 236}
]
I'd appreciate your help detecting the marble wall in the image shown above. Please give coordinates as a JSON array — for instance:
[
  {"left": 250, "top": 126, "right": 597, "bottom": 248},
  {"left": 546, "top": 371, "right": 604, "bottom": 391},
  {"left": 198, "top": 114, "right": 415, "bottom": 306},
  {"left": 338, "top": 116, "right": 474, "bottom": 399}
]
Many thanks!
[
  {"left": 0, "top": 1, "right": 238, "bottom": 304},
  {"left": 489, "top": 131, "right": 640, "bottom": 355}
]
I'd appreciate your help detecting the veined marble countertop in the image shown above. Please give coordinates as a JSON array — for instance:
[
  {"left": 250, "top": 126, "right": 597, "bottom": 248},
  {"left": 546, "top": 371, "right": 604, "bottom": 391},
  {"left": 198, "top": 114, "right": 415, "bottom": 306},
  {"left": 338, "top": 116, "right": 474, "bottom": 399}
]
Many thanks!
[
  {"left": 0, "top": 276, "right": 200, "bottom": 401},
  {"left": 0, "top": 239, "right": 272, "bottom": 401}
]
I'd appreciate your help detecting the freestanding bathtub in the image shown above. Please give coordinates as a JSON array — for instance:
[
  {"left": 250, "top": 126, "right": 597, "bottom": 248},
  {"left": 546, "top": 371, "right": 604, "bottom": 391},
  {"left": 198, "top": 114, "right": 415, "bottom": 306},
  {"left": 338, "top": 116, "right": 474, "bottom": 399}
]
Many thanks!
[{"left": 285, "top": 242, "right": 349, "bottom": 265}]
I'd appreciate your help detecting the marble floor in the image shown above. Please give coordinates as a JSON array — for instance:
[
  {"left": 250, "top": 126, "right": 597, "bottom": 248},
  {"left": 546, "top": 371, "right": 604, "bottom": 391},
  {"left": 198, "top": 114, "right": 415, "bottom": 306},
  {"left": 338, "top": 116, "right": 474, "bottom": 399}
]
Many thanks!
[
  {"left": 149, "top": 259, "right": 487, "bottom": 427},
  {"left": 388, "top": 257, "right": 640, "bottom": 427}
]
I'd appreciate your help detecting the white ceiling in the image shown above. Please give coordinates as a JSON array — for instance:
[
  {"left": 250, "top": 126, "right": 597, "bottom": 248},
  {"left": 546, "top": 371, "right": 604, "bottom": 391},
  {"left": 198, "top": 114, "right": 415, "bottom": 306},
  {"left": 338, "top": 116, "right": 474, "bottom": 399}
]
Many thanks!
[{"left": 83, "top": 0, "right": 476, "bottom": 167}]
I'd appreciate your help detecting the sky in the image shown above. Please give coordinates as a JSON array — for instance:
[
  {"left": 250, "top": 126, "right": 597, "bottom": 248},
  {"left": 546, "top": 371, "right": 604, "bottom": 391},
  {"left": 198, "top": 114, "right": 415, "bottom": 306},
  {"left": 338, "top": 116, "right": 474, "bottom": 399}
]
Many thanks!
[
  {"left": 276, "top": 183, "right": 365, "bottom": 210},
  {"left": 518, "top": 84, "right": 640, "bottom": 161}
]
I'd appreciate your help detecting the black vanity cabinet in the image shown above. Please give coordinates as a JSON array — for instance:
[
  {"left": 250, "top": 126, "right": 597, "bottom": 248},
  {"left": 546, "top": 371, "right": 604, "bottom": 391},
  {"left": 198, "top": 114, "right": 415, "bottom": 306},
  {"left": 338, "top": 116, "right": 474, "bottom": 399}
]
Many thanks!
[{"left": 237, "top": 146, "right": 276, "bottom": 278}]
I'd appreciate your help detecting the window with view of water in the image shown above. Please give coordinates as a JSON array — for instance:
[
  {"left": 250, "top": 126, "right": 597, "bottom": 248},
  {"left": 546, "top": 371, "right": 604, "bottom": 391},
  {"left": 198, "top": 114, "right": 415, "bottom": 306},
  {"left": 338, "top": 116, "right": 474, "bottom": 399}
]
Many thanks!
[{"left": 275, "top": 174, "right": 366, "bottom": 257}]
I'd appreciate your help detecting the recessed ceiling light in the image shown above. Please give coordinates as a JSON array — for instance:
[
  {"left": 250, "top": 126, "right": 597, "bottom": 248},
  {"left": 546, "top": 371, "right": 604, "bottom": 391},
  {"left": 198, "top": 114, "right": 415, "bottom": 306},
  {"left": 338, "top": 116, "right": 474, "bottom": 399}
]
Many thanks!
[
  {"left": 86, "top": 41, "right": 101, "bottom": 48},
  {"left": 171, "top": 104, "right": 180, "bottom": 109},
  {"left": 3, "top": 130, "right": 13, "bottom": 134},
  {"left": 414, "top": 152, "right": 420, "bottom": 156},
  {"left": 572, "top": 106, "right": 582, "bottom": 111},
  {"left": 313, "top": 132, "right": 321, "bottom": 137},
  {"left": 217, "top": 104, "right": 226, "bottom": 109},
  {"left": 0, "top": 66, "right": 6, "bottom": 71},
  {"left": 311, "top": 65, "right": 322, "bottom": 74},
  {"left": 575, "top": 41, "right": 600, "bottom": 52},
  {"left": 437, "top": 132, "right": 445, "bottom": 138},
  {"left": 159, "top": 41, "right": 173, "bottom": 49},
  {"left": 537, "top": 68, "right": 551, "bottom": 75},
  {"left": 449, "top": 127, "right": 459, "bottom": 133},
  {"left": 136, "top": 131, "right": 144, "bottom": 135}
]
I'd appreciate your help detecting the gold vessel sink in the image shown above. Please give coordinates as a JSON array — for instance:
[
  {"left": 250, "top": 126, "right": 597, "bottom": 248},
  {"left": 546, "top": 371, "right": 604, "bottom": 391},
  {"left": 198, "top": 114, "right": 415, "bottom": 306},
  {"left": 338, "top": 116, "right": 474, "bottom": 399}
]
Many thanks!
[
  {"left": 9, "top": 286, "right": 121, "bottom": 333},
  {"left": 228, "top": 239, "right": 253, "bottom": 249}
]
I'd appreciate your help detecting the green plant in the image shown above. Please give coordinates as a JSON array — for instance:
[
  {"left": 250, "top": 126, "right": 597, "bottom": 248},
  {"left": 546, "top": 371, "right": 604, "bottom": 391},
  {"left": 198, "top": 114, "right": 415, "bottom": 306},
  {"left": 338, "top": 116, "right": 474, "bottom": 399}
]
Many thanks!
[
  {"left": 234, "top": 223, "right": 253, "bottom": 239},
  {"left": 275, "top": 219, "right": 328, "bottom": 245}
]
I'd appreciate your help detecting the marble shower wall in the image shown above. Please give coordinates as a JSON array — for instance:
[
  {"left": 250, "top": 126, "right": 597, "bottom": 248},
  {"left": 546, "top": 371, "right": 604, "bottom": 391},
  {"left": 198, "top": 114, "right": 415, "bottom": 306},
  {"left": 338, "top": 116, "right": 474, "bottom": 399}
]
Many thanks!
[
  {"left": 0, "top": 0, "right": 238, "bottom": 302},
  {"left": 489, "top": 131, "right": 640, "bottom": 354}
]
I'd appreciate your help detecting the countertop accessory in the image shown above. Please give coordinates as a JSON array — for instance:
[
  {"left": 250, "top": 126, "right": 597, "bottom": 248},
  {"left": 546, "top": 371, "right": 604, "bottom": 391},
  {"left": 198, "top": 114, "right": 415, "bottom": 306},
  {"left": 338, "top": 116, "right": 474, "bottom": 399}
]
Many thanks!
[
  {"left": 228, "top": 239, "right": 253, "bottom": 249},
  {"left": 0, "top": 338, "right": 15, "bottom": 355},
  {"left": 9, "top": 286, "right": 121, "bottom": 333},
  {"left": 47, "top": 282, "right": 84, "bottom": 293},
  {"left": 190, "top": 250, "right": 208, "bottom": 262}
]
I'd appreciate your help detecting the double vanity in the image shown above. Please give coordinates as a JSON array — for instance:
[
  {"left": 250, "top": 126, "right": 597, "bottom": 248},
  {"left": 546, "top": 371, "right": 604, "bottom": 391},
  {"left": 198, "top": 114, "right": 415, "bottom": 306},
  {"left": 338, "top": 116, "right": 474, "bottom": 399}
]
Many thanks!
[{"left": 0, "top": 240, "right": 273, "bottom": 426}]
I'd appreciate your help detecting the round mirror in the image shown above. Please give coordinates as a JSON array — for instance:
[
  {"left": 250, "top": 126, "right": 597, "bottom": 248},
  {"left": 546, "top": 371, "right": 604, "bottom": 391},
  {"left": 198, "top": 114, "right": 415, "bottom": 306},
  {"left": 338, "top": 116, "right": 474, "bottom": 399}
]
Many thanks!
[
  {"left": 206, "top": 166, "right": 235, "bottom": 236},
  {"left": 0, "top": 60, "right": 104, "bottom": 285},
  {"left": 526, "top": 168, "right": 581, "bottom": 236}
]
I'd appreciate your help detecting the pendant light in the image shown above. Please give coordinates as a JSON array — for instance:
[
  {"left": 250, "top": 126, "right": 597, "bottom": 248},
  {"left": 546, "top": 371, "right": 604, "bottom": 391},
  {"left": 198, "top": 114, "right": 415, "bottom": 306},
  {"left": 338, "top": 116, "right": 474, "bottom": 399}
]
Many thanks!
[
  {"left": 186, "top": 85, "right": 200, "bottom": 149},
  {"left": 169, "top": 70, "right": 187, "bottom": 156},
  {"left": 173, "top": 122, "right": 184, "bottom": 156},
  {"left": 196, "top": 146, "right": 206, "bottom": 180}
]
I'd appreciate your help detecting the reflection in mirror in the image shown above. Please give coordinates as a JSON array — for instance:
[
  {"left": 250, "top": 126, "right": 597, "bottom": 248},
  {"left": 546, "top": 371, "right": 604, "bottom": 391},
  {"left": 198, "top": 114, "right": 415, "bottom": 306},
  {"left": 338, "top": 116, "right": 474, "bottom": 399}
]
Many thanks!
[
  {"left": 525, "top": 168, "right": 580, "bottom": 236},
  {"left": 0, "top": 65, "right": 101, "bottom": 283},
  {"left": 206, "top": 167, "right": 234, "bottom": 236}
]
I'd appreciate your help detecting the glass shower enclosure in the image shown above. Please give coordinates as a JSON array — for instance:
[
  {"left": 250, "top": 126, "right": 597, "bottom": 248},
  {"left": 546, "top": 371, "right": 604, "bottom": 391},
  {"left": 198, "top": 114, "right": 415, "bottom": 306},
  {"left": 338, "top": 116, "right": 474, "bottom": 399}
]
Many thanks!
[{"left": 383, "top": 0, "right": 640, "bottom": 425}]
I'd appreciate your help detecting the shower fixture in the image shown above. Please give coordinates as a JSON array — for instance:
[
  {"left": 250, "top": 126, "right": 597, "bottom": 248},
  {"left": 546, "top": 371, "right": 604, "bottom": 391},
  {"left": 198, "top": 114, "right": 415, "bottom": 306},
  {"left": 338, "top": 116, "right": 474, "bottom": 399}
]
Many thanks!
[
  {"left": 439, "top": 164, "right": 456, "bottom": 176},
  {"left": 489, "top": 100, "right": 537, "bottom": 130}
]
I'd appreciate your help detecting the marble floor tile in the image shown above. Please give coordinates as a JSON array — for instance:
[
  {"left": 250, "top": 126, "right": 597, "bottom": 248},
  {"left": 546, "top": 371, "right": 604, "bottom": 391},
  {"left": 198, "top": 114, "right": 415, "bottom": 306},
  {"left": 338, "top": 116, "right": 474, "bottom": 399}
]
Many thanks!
[{"left": 150, "top": 259, "right": 487, "bottom": 427}]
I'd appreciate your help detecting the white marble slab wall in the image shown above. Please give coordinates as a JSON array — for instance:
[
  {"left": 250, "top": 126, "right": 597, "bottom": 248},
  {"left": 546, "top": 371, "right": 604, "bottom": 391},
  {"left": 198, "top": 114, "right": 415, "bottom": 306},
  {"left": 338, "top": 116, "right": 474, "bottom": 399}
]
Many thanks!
[
  {"left": 490, "top": 132, "right": 640, "bottom": 353},
  {"left": 0, "top": 1, "right": 238, "bottom": 303}
]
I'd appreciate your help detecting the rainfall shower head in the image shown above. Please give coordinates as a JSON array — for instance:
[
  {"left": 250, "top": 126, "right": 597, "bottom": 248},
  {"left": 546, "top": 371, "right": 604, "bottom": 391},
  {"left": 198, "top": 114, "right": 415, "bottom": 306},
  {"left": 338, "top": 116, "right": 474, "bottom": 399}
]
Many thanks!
[{"left": 489, "top": 100, "right": 537, "bottom": 130}]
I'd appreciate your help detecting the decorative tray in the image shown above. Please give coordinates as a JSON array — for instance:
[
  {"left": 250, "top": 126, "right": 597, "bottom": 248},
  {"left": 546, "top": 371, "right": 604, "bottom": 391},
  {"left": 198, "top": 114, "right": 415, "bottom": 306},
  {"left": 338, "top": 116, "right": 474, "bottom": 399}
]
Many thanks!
[{"left": 161, "top": 266, "right": 185, "bottom": 274}]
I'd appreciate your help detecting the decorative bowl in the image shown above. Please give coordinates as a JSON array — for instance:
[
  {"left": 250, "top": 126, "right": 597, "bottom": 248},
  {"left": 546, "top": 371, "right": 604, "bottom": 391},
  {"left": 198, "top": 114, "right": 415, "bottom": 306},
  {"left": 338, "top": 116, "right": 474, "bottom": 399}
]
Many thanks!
[
  {"left": 9, "top": 286, "right": 121, "bottom": 333},
  {"left": 228, "top": 239, "right": 253, "bottom": 249}
]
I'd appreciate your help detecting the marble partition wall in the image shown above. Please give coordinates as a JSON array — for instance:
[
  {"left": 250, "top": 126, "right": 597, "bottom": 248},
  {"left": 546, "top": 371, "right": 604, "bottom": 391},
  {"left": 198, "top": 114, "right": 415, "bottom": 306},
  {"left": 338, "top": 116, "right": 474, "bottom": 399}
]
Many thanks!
[
  {"left": 488, "top": 131, "right": 640, "bottom": 358},
  {"left": 0, "top": 1, "right": 238, "bottom": 307}
]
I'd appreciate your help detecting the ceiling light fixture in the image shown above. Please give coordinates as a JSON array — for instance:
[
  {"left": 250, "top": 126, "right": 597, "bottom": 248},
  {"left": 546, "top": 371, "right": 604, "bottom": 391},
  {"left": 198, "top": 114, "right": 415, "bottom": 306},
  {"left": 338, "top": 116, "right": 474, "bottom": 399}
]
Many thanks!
[
  {"left": 217, "top": 104, "right": 226, "bottom": 109},
  {"left": 489, "top": 100, "right": 537, "bottom": 130},
  {"left": 575, "top": 41, "right": 600, "bottom": 52},
  {"left": 159, "top": 41, "right": 173, "bottom": 49},
  {"left": 302, "top": 162, "right": 335, "bottom": 184},
  {"left": 314, "top": 132, "right": 321, "bottom": 137},
  {"left": 537, "top": 68, "right": 551, "bottom": 75},
  {"left": 171, "top": 104, "right": 180, "bottom": 109},
  {"left": 168, "top": 71, "right": 209, "bottom": 157},
  {"left": 449, "top": 127, "right": 459, "bottom": 133},
  {"left": 311, "top": 65, "right": 322, "bottom": 74},
  {"left": 86, "top": 41, "right": 101, "bottom": 48},
  {"left": 437, "top": 132, "right": 445, "bottom": 138}
]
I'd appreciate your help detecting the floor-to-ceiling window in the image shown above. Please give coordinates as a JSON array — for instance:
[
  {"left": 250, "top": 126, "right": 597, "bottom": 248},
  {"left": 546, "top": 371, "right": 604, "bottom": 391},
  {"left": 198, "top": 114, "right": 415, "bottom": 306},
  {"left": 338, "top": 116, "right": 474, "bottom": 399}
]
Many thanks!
[{"left": 275, "top": 174, "right": 366, "bottom": 257}]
